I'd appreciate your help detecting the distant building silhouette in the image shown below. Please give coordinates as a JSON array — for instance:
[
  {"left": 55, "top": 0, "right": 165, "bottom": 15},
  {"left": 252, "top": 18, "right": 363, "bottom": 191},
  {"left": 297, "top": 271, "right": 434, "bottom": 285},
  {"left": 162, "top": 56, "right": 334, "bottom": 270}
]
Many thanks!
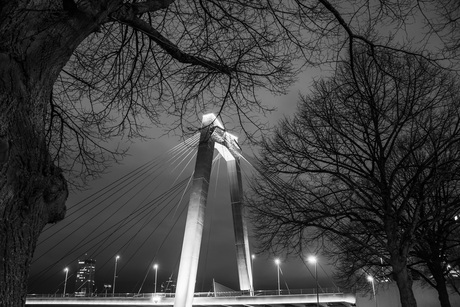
[{"left": 75, "top": 258, "right": 96, "bottom": 296}]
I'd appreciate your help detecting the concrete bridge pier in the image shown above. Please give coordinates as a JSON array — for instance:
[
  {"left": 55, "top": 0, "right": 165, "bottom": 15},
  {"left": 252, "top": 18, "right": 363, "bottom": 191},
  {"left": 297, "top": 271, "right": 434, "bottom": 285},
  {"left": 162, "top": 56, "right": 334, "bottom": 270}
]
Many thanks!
[{"left": 174, "top": 115, "right": 216, "bottom": 307}]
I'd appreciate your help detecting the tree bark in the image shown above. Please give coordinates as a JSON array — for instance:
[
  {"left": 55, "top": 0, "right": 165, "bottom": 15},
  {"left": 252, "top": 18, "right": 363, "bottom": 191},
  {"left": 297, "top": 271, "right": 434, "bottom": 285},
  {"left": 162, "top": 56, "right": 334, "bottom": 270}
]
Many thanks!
[
  {"left": 386, "top": 213, "right": 418, "bottom": 307},
  {"left": 0, "top": 3, "right": 102, "bottom": 306},
  {"left": 0, "top": 93, "right": 69, "bottom": 306},
  {"left": 431, "top": 261, "right": 452, "bottom": 307},
  {"left": 391, "top": 257, "right": 418, "bottom": 307},
  {"left": 0, "top": 75, "right": 69, "bottom": 307}
]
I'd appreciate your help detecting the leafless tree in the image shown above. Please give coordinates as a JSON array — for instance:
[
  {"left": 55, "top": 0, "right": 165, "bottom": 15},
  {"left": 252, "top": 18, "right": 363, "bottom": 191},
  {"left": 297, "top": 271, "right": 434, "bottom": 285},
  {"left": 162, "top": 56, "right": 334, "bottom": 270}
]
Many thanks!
[
  {"left": 322, "top": 176, "right": 460, "bottom": 307},
  {"left": 0, "top": 1, "right": 310, "bottom": 306},
  {"left": 2, "top": 1, "right": 460, "bottom": 306},
  {"left": 246, "top": 46, "right": 460, "bottom": 307},
  {"left": 408, "top": 179, "right": 460, "bottom": 307},
  {"left": 414, "top": 0, "right": 460, "bottom": 58}
]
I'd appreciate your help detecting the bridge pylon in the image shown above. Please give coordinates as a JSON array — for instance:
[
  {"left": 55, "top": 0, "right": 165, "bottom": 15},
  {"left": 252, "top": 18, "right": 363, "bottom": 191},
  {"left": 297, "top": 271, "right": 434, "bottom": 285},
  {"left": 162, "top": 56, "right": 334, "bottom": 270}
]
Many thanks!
[{"left": 173, "top": 114, "right": 253, "bottom": 307}]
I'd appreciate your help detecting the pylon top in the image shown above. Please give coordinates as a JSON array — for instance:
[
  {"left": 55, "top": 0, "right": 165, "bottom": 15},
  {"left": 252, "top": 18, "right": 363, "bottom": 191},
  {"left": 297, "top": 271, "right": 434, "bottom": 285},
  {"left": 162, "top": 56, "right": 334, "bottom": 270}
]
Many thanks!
[{"left": 202, "top": 113, "right": 242, "bottom": 161}]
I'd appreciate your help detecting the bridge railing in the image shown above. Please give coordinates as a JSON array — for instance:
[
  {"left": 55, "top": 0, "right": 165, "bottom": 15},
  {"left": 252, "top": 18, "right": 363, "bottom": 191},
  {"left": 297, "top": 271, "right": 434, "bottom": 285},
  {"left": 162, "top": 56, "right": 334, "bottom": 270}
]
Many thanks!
[
  {"left": 210, "top": 288, "right": 343, "bottom": 297},
  {"left": 27, "top": 287, "right": 343, "bottom": 299}
]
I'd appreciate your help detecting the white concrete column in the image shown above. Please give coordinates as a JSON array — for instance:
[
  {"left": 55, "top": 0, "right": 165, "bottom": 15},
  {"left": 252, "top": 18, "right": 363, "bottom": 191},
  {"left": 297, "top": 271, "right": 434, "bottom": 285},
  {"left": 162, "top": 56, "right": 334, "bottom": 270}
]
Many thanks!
[
  {"left": 174, "top": 116, "right": 216, "bottom": 307},
  {"left": 227, "top": 157, "right": 253, "bottom": 293}
]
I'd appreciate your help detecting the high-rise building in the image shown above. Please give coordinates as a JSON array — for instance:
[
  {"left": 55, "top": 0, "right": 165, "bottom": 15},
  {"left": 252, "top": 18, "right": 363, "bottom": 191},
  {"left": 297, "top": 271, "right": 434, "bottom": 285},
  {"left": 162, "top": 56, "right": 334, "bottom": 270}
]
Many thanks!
[{"left": 75, "top": 258, "right": 96, "bottom": 296}]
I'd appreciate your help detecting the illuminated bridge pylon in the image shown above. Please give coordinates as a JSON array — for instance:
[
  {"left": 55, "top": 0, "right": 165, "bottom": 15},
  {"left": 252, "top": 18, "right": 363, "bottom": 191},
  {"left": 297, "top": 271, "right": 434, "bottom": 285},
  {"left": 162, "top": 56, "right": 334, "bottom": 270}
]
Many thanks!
[{"left": 174, "top": 114, "right": 253, "bottom": 307}]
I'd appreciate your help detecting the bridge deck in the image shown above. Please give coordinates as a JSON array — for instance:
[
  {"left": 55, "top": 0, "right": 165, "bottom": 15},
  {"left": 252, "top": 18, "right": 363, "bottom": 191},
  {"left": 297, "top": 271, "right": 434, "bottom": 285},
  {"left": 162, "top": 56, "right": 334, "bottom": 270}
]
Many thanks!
[{"left": 27, "top": 291, "right": 356, "bottom": 306}]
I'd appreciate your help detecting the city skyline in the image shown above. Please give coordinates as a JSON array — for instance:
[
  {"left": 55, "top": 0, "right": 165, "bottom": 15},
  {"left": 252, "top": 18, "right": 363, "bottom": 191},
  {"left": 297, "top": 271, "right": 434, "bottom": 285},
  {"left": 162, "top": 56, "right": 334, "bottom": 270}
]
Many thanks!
[{"left": 39, "top": 251, "right": 333, "bottom": 296}]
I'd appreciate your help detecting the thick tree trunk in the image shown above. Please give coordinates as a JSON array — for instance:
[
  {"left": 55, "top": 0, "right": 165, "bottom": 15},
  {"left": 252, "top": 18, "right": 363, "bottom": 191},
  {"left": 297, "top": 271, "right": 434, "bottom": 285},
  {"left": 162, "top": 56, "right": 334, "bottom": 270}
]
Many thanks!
[
  {"left": 0, "top": 3, "right": 105, "bottom": 306},
  {"left": 386, "top": 215, "right": 418, "bottom": 307},
  {"left": 392, "top": 265, "right": 417, "bottom": 307},
  {"left": 0, "top": 92, "right": 69, "bottom": 306},
  {"left": 430, "top": 262, "right": 452, "bottom": 307},
  {"left": 392, "top": 257, "right": 417, "bottom": 307},
  {"left": 435, "top": 281, "right": 452, "bottom": 307}
]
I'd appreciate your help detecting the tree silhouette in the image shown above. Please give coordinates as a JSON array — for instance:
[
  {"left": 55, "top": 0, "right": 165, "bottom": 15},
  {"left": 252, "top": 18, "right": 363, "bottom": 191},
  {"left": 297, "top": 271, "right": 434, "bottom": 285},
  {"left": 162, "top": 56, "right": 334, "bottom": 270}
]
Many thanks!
[
  {"left": 0, "top": 1, "right": 305, "bottom": 305},
  {"left": 409, "top": 179, "right": 460, "bottom": 307},
  {"left": 2, "top": 1, "right": 460, "bottom": 306},
  {"left": 246, "top": 47, "right": 460, "bottom": 307}
]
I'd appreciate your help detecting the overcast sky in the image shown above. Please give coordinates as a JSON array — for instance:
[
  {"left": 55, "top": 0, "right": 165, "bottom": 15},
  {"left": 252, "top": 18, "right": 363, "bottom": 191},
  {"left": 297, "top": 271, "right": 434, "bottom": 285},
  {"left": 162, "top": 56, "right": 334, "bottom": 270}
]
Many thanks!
[{"left": 28, "top": 68, "right": 339, "bottom": 296}]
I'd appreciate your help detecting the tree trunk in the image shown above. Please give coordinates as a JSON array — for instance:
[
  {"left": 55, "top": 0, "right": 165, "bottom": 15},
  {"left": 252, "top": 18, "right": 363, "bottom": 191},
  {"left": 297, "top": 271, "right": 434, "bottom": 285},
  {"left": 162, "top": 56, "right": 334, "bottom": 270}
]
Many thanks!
[
  {"left": 392, "top": 260, "right": 418, "bottom": 307},
  {"left": 0, "top": 93, "right": 69, "bottom": 306},
  {"left": 435, "top": 281, "right": 452, "bottom": 307},
  {"left": 431, "top": 262, "right": 452, "bottom": 307},
  {"left": 386, "top": 215, "right": 418, "bottom": 307},
  {"left": 0, "top": 3, "right": 103, "bottom": 306}
]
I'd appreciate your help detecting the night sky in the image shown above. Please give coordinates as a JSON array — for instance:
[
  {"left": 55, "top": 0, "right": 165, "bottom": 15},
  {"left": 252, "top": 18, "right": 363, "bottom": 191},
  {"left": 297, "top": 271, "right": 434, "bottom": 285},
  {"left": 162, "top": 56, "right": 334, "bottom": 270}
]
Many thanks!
[{"left": 28, "top": 69, "right": 336, "bottom": 296}]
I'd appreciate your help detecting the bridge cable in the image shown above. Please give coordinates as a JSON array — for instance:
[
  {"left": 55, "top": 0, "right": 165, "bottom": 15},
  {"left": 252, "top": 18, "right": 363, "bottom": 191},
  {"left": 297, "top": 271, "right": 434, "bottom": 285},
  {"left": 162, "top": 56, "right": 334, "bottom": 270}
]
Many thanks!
[
  {"left": 38, "top": 134, "right": 199, "bottom": 245},
  {"left": 29, "top": 135, "right": 200, "bottom": 290},
  {"left": 29, "top": 177, "right": 192, "bottom": 289}
]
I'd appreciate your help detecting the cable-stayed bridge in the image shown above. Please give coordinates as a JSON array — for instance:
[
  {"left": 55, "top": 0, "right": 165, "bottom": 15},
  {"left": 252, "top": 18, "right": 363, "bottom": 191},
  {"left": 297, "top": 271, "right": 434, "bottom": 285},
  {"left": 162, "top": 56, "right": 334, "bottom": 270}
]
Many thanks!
[{"left": 27, "top": 114, "right": 356, "bottom": 307}]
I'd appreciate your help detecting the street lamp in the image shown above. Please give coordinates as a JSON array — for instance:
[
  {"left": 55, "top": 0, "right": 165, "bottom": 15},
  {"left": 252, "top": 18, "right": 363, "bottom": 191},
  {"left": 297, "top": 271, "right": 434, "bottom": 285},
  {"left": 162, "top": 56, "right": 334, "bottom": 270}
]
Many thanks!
[
  {"left": 252, "top": 254, "right": 256, "bottom": 294},
  {"left": 113, "top": 255, "right": 120, "bottom": 296},
  {"left": 274, "top": 258, "right": 280, "bottom": 295},
  {"left": 63, "top": 267, "right": 69, "bottom": 297},
  {"left": 103, "top": 284, "right": 112, "bottom": 297},
  {"left": 308, "top": 256, "right": 319, "bottom": 307},
  {"left": 367, "top": 275, "right": 378, "bottom": 307},
  {"left": 153, "top": 264, "right": 158, "bottom": 294}
]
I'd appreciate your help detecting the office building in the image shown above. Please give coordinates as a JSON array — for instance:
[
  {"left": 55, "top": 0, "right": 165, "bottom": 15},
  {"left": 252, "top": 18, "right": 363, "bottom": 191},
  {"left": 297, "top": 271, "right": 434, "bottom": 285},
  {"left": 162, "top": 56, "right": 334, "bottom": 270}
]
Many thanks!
[{"left": 75, "top": 258, "right": 96, "bottom": 296}]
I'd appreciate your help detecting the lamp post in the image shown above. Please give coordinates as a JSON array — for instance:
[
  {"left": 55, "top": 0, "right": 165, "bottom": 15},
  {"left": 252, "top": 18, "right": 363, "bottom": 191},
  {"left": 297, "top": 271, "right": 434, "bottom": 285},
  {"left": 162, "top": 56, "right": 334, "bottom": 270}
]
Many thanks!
[
  {"left": 103, "top": 284, "right": 111, "bottom": 297},
  {"left": 63, "top": 267, "right": 69, "bottom": 297},
  {"left": 153, "top": 264, "right": 158, "bottom": 294},
  {"left": 112, "top": 255, "right": 120, "bottom": 296},
  {"left": 367, "top": 275, "right": 378, "bottom": 307},
  {"left": 251, "top": 254, "right": 256, "bottom": 292},
  {"left": 308, "top": 256, "right": 319, "bottom": 307},
  {"left": 274, "top": 258, "right": 280, "bottom": 295}
]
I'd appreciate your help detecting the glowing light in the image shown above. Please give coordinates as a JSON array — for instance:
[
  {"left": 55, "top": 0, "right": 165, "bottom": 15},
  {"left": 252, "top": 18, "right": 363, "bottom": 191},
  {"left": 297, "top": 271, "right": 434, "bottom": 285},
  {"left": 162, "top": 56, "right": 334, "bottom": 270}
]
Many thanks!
[
  {"left": 152, "top": 295, "right": 162, "bottom": 303},
  {"left": 203, "top": 113, "right": 224, "bottom": 129},
  {"left": 308, "top": 256, "right": 317, "bottom": 263},
  {"left": 153, "top": 264, "right": 159, "bottom": 294},
  {"left": 274, "top": 258, "right": 281, "bottom": 295}
]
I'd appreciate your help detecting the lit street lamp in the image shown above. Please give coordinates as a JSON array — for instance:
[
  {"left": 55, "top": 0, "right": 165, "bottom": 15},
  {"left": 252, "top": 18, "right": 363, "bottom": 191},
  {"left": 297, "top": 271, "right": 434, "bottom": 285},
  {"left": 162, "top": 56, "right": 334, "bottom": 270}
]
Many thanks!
[
  {"left": 63, "top": 267, "right": 69, "bottom": 297},
  {"left": 308, "top": 256, "right": 319, "bottom": 307},
  {"left": 274, "top": 258, "right": 280, "bottom": 295},
  {"left": 153, "top": 264, "right": 158, "bottom": 294},
  {"left": 367, "top": 275, "right": 378, "bottom": 307},
  {"left": 113, "top": 255, "right": 120, "bottom": 296}
]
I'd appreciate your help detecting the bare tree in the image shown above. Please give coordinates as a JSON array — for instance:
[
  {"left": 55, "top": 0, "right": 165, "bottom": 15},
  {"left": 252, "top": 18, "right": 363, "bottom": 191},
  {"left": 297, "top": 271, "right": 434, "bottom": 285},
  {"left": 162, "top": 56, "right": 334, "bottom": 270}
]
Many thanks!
[
  {"left": 1, "top": 1, "right": 460, "bottom": 306},
  {"left": 414, "top": 0, "right": 460, "bottom": 59},
  {"left": 408, "top": 179, "right": 460, "bottom": 307},
  {"left": 323, "top": 175, "right": 460, "bottom": 307},
  {"left": 246, "top": 47, "right": 460, "bottom": 307},
  {"left": 0, "top": 1, "right": 310, "bottom": 306}
]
